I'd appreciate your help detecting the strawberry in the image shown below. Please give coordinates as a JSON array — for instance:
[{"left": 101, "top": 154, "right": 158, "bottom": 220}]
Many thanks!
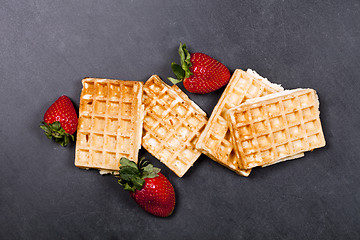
[
  {"left": 168, "top": 43, "right": 231, "bottom": 94},
  {"left": 40, "top": 96, "right": 78, "bottom": 147},
  {"left": 117, "top": 157, "right": 175, "bottom": 217}
]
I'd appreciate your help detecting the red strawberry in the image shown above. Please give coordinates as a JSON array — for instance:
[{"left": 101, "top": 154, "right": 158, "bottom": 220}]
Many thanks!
[
  {"left": 117, "top": 158, "right": 175, "bottom": 217},
  {"left": 40, "top": 96, "right": 78, "bottom": 147},
  {"left": 168, "top": 43, "right": 230, "bottom": 94}
]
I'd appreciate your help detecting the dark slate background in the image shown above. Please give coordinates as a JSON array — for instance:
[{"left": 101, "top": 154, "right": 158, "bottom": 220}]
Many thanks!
[{"left": 1, "top": 1, "right": 359, "bottom": 239}]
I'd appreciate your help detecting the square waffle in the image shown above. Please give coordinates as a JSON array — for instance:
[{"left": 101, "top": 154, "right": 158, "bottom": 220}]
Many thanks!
[
  {"left": 142, "top": 75, "right": 208, "bottom": 177},
  {"left": 196, "top": 69, "right": 286, "bottom": 176},
  {"left": 75, "top": 78, "right": 144, "bottom": 172},
  {"left": 226, "top": 89, "right": 326, "bottom": 169}
]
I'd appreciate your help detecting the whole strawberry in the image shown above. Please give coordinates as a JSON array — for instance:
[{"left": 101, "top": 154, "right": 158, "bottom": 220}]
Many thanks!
[
  {"left": 40, "top": 96, "right": 78, "bottom": 147},
  {"left": 117, "top": 157, "right": 175, "bottom": 217},
  {"left": 168, "top": 43, "right": 231, "bottom": 94}
]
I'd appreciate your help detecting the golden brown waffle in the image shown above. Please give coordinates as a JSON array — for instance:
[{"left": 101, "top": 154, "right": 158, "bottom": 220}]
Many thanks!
[
  {"left": 142, "top": 75, "right": 208, "bottom": 177},
  {"left": 196, "top": 69, "right": 285, "bottom": 176},
  {"left": 226, "top": 89, "right": 326, "bottom": 169},
  {"left": 75, "top": 78, "right": 143, "bottom": 172}
]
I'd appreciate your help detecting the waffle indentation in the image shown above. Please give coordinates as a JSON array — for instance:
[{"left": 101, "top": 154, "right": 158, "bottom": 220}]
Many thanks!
[
  {"left": 75, "top": 78, "right": 143, "bottom": 171},
  {"left": 226, "top": 89, "right": 326, "bottom": 169},
  {"left": 142, "top": 75, "right": 207, "bottom": 177},
  {"left": 196, "top": 69, "right": 285, "bottom": 176}
]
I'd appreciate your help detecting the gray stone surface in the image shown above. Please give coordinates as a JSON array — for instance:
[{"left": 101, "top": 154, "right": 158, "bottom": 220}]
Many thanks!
[{"left": 1, "top": 0, "right": 359, "bottom": 239}]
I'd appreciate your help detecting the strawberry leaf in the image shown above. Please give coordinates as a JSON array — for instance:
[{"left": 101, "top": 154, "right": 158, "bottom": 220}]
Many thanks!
[
  {"left": 168, "top": 77, "right": 183, "bottom": 85},
  {"left": 179, "top": 43, "right": 186, "bottom": 64},
  {"left": 183, "top": 44, "right": 192, "bottom": 66},
  {"left": 119, "top": 167, "right": 140, "bottom": 181},
  {"left": 142, "top": 164, "right": 160, "bottom": 179},
  {"left": 120, "top": 157, "right": 138, "bottom": 169},
  {"left": 51, "top": 121, "right": 61, "bottom": 131},
  {"left": 171, "top": 62, "right": 185, "bottom": 80},
  {"left": 117, "top": 157, "right": 161, "bottom": 192},
  {"left": 179, "top": 43, "right": 192, "bottom": 79},
  {"left": 39, "top": 121, "right": 74, "bottom": 147},
  {"left": 118, "top": 157, "right": 144, "bottom": 192},
  {"left": 168, "top": 42, "right": 193, "bottom": 85},
  {"left": 132, "top": 177, "right": 145, "bottom": 190},
  {"left": 123, "top": 182, "right": 133, "bottom": 191}
]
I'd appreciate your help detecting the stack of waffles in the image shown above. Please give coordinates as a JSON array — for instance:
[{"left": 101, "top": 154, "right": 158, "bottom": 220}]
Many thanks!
[
  {"left": 74, "top": 70, "right": 325, "bottom": 177},
  {"left": 197, "top": 69, "right": 325, "bottom": 176}
]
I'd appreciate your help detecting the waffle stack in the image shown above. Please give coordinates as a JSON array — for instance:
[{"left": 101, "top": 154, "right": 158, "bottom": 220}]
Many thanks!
[
  {"left": 196, "top": 69, "right": 291, "bottom": 176},
  {"left": 226, "top": 89, "right": 326, "bottom": 169},
  {"left": 75, "top": 78, "right": 144, "bottom": 173},
  {"left": 142, "top": 75, "right": 208, "bottom": 177}
]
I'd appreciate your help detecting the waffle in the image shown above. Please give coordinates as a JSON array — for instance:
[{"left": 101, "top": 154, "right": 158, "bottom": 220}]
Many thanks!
[
  {"left": 75, "top": 78, "right": 144, "bottom": 172},
  {"left": 196, "top": 69, "right": 288, "bottom": 176},
  {"left": 226, "top": 89, "right": 326, "bottom": 169},
  {"left": 142, "top": 75, "right": 208, "bottom": 177}
]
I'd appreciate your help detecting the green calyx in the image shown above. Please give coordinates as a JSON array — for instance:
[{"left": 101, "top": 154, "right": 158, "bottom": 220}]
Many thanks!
[
  {"left": 168, "top": 42, "right": 193, "bottom": 85},
  {"left": 39, "top": 121, "right": 74, "bottom": 147},
  {"left": 117, "top": 157, "right": 161, "bottom": 192}
]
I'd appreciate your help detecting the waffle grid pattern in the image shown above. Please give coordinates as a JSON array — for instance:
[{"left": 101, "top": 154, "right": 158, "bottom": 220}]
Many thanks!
[
  {"left": 196, "top": 69, "right": 284, "bottom": 176},
  {"left": 142, "top": 75, "right": 207, "bottom": 177},
  {"left": 75, "top": 78, "right": 143, "bottom": 171},
  {"left": 227, "top": 89, "right": 325, "bottom": 169}
]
